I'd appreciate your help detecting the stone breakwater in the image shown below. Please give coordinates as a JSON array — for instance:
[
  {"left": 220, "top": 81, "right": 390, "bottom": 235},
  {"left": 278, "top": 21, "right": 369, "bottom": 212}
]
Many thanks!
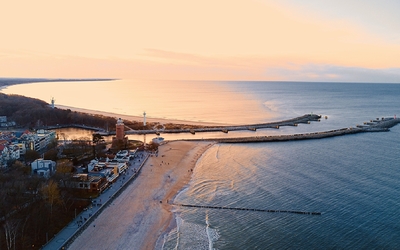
[{"left": 182, "top": 117, "right": 400, "bottom": 143}]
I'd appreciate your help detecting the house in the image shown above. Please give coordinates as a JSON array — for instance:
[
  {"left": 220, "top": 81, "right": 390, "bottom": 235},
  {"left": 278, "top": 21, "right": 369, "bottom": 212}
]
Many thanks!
[
  {"left": 68, "top": 173, "right": 108, "bottom": 193},
  {"left": 0, "top": 116, "right": 16, "bottom": 127},
  {"left": 0, "top": 145, "right": 6, "bottom": 168},
  {"left": 31, "top": 159, "right": 56, "bottom": 178},
  {"left": 37, "top": 129, "right": 56, "bottom": 149},
  {"left": 114, "top": 150, "right": 130, "bottom": 163},
  {"left": 19, "top": 129, "right": 56, "bottom": 152},
  {"left": 0, "top": 144, "right": 20, "bottom": 167},
  {"left": 11, "top": 142, "right": 26, "bottom": 155},
  {"left": 87, "top": 159, "right": 125, "bottom": 183},
  {"left": 106, "top": 161, "right": 128, "bottom": 174}
]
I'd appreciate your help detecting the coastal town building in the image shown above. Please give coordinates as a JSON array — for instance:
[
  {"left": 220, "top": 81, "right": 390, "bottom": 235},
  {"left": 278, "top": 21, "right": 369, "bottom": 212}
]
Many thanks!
[
  {"left": 31, "top": 159, "right": 56, "bottom": 178},
  {"left": 0, "top": 129, "right": 57, "bottom": 167},
  {"left": 18, "top": 129, "right": 56, "bottom": 152},
  {"left": 66, "top": 157, "right": 129, "bottom": 193},
  {"left": 89, "top": 158, "right": 128, "bottom": 178},
  {"left": 2, "top": 145, "right": 20, "bottom": 161},
  {"left": 114, "top": 149, "right": 131, "bottom": 163},
  {"left": 68, "top": 173, "right": 108, "bottom": 193},
  {"left": 0, "top": 116, "right": 16, "bottom": 128}
]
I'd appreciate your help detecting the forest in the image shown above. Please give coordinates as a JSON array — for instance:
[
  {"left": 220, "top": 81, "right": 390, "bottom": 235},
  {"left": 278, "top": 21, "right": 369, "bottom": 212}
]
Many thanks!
[{"left": 0, "top": 93, "right": 118, "bottom": 130}]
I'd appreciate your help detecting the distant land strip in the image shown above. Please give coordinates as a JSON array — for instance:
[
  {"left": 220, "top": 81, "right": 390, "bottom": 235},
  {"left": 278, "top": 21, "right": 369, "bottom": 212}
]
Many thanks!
[{"left": 0, "top": 77, "right": 116, "bottom": 87}]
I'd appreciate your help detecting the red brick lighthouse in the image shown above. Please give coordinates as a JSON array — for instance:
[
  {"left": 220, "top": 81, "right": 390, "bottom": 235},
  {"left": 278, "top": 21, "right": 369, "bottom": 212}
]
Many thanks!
[
  {"left": 112, "top": 118, "right": 128, "bottom": 149},
  {"left": 116, "top": 118, "right": 125, "bottom": 140}
]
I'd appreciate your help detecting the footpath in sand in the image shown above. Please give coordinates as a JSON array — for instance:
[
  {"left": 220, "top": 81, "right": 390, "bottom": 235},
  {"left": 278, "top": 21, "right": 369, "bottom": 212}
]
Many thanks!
[{"left": 68, "top": 141, "right": 214, "bottom": 250}]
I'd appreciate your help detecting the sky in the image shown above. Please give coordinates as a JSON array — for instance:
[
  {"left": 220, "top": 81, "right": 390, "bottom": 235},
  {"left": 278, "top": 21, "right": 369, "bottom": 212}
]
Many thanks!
[{"left": 1, "top": 0, "right": 400, "bottom": 83}]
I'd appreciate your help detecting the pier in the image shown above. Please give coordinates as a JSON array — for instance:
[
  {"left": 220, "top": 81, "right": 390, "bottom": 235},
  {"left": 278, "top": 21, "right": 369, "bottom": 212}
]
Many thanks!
[
  {"left": 116, "top": 114, "right": 323, "bottom": 135},
  {"left": 41, "top": 123, "right": 108, "bottom": 132},
  {"left": 174, "top": 204, "right": 321, "bottom": 216},
  {"left": 183, "top": 117, "right": 400, "bottom": 143}
]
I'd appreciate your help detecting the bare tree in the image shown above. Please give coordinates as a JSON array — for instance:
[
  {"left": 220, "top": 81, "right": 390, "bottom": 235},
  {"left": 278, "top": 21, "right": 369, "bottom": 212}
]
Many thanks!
[
  {"left": 54, "top": 159, "right": 74, "bottom": 189},
  {"left": 3, "top": 219, "right": 20, "bottom": 250}
]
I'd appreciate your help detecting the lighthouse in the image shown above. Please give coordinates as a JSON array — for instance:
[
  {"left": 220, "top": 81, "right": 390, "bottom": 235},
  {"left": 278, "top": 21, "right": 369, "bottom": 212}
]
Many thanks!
[
  {"left": 143, "top": 111, "right": 146, "bottom": 126},
  {"left": 111, "top": 117, "right": 128, "bottom": 150},
  {"left": 115, "top": 118, "right": 125, "bottom": 140},
  {"left": 51, "top": 97, "right": 55, "bottom": 109}
]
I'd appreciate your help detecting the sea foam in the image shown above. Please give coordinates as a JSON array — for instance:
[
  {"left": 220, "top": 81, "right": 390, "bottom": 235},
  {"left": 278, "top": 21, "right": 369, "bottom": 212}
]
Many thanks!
[{"left": 162, "top": 214, "right": 219, "bottom": 250}]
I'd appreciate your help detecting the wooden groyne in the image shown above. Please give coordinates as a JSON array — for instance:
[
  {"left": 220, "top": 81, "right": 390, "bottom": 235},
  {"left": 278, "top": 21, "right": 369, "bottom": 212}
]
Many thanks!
[
  {"left": 183, "top": 117, "right": 400, "bottom": 144},
  {"left": 174, "top": 204, "right": 321, "bottom": 216}
]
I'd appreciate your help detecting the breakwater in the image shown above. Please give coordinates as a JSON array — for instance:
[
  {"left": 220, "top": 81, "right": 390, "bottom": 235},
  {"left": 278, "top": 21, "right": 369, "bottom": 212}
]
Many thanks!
[
  {"left": 174, "top": 204, "right": 321, "bottom": 216},
  {"left": 182, "top": 117, "right": 400, "bottom": 143}
]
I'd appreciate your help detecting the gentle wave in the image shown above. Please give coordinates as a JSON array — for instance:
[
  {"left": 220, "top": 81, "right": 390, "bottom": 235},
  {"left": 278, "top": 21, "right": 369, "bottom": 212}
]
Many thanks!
[{"left": 162, "top": 213, "right": 220, "bottom": 250}]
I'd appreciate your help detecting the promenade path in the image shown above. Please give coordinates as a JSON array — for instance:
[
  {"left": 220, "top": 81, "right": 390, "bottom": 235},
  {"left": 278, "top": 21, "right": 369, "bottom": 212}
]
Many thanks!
[{"left": 41, "top": 151, "right": 149, "bottom": 250}]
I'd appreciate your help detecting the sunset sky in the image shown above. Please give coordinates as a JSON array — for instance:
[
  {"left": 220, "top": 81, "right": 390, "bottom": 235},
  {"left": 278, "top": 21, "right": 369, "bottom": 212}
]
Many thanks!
[{"left": 1, "top": 0, "right": 400, "bottom": 82}]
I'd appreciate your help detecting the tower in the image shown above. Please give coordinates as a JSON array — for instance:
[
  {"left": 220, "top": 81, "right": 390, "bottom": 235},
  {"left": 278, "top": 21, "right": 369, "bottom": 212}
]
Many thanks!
[
  {"left": 143, "top": 111, "right": 146, "bottom": 126},
  {"left": 51, "top": 97, "right": 55, "bottom": 109},
  {"left": 116, "top": 118, "right": 125, "bottom": 140}
]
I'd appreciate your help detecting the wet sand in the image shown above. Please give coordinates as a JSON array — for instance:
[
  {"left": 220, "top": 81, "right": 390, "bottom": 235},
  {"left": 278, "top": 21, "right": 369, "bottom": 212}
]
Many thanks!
[{"left": 68, "top": 141, "right": 215, "bottom": 250}]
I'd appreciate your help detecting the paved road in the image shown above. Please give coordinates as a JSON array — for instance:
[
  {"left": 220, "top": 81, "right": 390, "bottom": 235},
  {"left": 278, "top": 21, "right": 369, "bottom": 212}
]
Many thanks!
[{"left": 41, "top": 151, "right": 149, "bottom": 250}]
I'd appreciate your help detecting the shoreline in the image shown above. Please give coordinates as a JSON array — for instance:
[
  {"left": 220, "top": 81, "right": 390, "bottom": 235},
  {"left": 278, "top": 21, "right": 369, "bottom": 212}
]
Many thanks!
[
  {"left": 154, "top": 141, "right": 215, "bottom": 250},
  {"left": 55, "top": 104, "right": 229, "bottom": 127},
  {"left": 68, "top": 140, "right": 215, "bottom": 250}
]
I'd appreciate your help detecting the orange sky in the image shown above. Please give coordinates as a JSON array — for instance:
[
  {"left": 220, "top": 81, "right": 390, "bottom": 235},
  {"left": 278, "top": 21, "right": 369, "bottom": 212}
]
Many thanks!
[{"left": 1, "top": 0, "right": 399, "bottom": 82}]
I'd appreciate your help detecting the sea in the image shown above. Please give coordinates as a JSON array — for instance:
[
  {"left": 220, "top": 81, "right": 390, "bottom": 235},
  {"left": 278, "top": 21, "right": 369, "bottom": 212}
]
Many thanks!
[{"left": 2, "top": 80, "right": 400, "bottom": 249}]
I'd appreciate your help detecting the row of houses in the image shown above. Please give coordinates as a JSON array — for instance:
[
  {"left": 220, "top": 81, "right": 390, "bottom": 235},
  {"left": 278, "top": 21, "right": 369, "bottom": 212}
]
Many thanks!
[
  {"left": 0, "top": 129, "right": 56, "bottom": 168},
  {"left": 64, "top": 154, "right": 131, "bottom": 193},
  {"left": 0, "top": 116, "right": 16, "bottom": 128},
  {"left": 1, "top": 126, "right": 138, "bottom": 194}
]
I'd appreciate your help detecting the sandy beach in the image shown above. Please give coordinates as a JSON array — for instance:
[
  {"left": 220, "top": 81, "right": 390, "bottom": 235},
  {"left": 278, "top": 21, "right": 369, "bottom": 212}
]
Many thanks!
[
  {"left": 56, "top": 104, "right": 227, "bottom": 127},
  {"left": 68, "top": 140, "right": 215, "bottom": 250}
]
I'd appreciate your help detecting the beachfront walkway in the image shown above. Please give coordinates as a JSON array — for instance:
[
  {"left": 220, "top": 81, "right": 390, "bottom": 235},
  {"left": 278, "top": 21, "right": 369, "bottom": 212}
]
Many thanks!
[{"left": 41, "top": 151, "right": 149, "bottom": 250}]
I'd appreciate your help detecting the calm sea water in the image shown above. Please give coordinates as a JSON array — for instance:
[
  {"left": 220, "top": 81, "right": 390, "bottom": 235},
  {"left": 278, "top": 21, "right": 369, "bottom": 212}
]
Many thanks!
[{"left": 2, "top": 81, "right": 400, "bottom": 249}]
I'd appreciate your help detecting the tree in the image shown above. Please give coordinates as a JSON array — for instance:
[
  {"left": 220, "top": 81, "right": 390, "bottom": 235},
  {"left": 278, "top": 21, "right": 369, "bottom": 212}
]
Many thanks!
[
  {"left": 44, "top": 149, "right": 58, "bottom": 161},
  {"left": 40, "top": 180, "right": 61, "bottom": 217},
  {"left": 24, "top": 150, "right": 40, "bottom": 163},
  {"left": 92, "top": 133, "right": 104, "bottom": 144},
  {"left": 46, "top": 138, "right": 58, "bottom": 150},
  {"left": 147, "top": 142, "right": 159, "bottom": 152},
  {"left": 10, "top": 160, "right": 30, "bottom": 175},
  {"left": 54, "top": 159, "right": 74, "bottom": 188},
  {"left": 3, "top": 219, "right": 20, "bottom": 250}
]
